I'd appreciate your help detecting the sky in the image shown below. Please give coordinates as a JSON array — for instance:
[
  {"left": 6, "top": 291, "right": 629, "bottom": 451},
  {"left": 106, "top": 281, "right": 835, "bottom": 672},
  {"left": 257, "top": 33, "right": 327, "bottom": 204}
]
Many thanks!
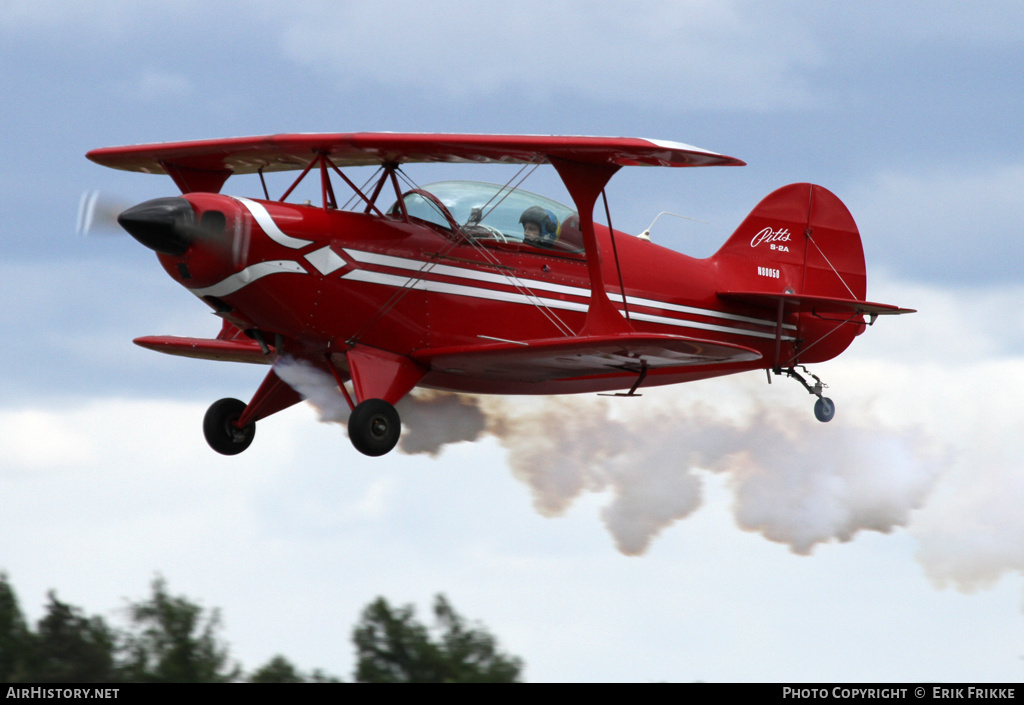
[{"left": 2, "top": 0, "right": 1024, "bottom": 683}]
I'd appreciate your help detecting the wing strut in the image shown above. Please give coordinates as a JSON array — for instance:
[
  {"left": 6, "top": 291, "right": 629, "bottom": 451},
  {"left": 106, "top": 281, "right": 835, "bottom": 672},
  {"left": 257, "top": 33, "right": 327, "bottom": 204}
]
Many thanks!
[{"left": 549, "top": 157, "right": 633, "bottom": 337}]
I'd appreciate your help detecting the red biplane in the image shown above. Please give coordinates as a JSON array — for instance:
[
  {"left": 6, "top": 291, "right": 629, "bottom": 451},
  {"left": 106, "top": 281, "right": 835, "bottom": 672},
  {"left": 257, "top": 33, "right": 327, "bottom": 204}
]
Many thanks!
[{"left": 86, "top": 133, "right": 912, "bottom": 456}]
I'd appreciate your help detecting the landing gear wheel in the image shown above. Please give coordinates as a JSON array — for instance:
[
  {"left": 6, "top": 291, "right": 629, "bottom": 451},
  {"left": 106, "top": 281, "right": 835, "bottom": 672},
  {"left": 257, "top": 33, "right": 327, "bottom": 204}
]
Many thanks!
[
  {"left": 348, "top": 399, "right": 401, "bottom": 457},
  {"left": 814, "top": 397, "right": 836, "bottom": 423},
  {"left": 203, "top": 398, "right": 255, "bottom": 455}
]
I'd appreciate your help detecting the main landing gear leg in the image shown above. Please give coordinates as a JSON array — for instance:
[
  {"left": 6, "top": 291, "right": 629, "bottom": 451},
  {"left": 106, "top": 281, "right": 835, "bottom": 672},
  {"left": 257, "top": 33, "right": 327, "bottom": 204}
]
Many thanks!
[{"left": 771, "top": 365, "right": 835, "bottom": 423}]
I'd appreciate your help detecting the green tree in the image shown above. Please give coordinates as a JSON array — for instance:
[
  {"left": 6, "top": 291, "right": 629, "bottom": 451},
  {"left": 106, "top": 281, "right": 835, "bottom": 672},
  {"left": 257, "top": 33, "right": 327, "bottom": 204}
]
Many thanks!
[
  {"left": 249, "top": 654, "right": 341, "bottom": 683},
  {"left": 249, "top": 654, "right": 305, "bottom": 683},
  {"left": 0, "top": 573, "right": 32, "bottom": 683},
  {"left": 30, "top": 592, "right": 117, "bottom": 682},
  {"left": 118, "top": 576, "right": 239, "bottom": 682},
  {"left": 353, "top": 594, "right": 522, "bottom": 683}
]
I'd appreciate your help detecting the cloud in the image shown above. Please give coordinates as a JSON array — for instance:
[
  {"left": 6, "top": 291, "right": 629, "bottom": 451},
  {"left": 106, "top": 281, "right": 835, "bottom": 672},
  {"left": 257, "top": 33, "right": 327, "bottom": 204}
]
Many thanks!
[
  {"left": 850, "top": 275, "right": 1024, "bottom": 364},
  {"left": 272, "top": 0, "right": 824, "bottom": 111},
  {"left": 849, "top": 164, "right": 1024, "bottom": 285},
  {"left": 803, "top": 2, "right": 1024, "bottom": 48},
  {"left": 0, "top": 0, "right": 205, "bottom": 38},
  {"left": 0, "top": 408, "right": 101, "bottom": 470},
  {"left": 133, "top": 69, "right": 195, "bottom": 102}
]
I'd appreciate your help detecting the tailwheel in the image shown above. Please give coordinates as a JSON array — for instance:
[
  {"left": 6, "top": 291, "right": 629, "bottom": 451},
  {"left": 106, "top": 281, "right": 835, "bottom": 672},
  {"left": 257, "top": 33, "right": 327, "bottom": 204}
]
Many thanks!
[
  {"left": 772, "top": 365, "right": 836, "bottom": 423},
  {"left": 203, "top": 398, "right": 256, "bottom": 455},
  {"left": 814, "top": 397, "right": 836, "bottom": 423},
  {"left": 348, "top": 398, "right": 401, "bottom": 457}
]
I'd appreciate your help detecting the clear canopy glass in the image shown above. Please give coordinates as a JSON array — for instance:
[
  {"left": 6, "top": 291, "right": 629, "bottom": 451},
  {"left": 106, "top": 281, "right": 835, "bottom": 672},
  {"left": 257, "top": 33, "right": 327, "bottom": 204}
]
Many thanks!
[{"left": 390, "top": 181, "right": 583, "bottom": 252}]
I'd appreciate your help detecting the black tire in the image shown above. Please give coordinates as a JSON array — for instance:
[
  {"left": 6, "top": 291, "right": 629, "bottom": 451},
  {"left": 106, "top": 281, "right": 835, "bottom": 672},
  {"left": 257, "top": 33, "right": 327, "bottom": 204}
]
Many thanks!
[
  {"left": 348, "top": 399, "right": 401, "bottom": 457},
  {"left": 814, "top": 397, "right": 836, "bottom": 423},
  {"left": 203, "top": 398, "right": 255, "bottom": 455}
]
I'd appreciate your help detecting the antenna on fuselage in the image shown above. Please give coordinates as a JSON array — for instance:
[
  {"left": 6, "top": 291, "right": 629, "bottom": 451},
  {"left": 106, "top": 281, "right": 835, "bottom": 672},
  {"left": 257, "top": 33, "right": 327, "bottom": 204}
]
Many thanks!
[{"left": 638, "top": 211, "right": 709, "bottom": 241}]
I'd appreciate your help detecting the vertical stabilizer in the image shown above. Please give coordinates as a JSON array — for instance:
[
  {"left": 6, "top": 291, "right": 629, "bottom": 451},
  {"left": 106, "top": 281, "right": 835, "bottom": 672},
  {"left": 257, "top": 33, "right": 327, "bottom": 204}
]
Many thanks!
[{"left": 713, "top": 183, "right": 866, "bottom": 301}]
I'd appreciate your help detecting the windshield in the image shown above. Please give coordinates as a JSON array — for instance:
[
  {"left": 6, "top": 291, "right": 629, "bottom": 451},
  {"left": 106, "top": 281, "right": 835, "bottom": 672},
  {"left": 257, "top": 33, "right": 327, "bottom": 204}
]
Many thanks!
[{"left": 389, "top": 181, "right": 583, "bottom": 253}]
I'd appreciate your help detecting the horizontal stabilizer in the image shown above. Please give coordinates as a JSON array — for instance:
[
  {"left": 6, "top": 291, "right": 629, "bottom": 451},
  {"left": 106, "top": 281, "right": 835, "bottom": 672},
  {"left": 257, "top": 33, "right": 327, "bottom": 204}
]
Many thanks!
[
  {"left": 133, "top": 335, "right": 270, "bottom": 364},
  {"left": 718, "top": 291, "right": 916, "bottom": 317},
  {"left": 413, "top": 333, "right": 761, "bottom": 383}
]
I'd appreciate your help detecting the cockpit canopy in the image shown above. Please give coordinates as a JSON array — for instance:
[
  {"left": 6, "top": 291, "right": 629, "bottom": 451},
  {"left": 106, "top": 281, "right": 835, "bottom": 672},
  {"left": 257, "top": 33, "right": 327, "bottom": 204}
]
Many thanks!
[{"left": 389, "top": 181, "right": 583, "bottom": 253}]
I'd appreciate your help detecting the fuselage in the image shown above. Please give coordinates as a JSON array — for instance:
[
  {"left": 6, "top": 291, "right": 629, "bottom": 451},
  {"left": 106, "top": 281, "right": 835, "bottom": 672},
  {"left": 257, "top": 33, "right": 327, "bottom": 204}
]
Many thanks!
[{"left": 152, "top": 188, "right": 861, "bottom": 396}]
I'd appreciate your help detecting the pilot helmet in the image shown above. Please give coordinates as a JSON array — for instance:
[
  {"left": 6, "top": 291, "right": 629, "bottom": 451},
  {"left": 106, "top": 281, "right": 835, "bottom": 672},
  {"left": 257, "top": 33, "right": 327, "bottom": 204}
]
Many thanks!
[{"left": 519, "top": 206, "right": 559, "bottom": 243}]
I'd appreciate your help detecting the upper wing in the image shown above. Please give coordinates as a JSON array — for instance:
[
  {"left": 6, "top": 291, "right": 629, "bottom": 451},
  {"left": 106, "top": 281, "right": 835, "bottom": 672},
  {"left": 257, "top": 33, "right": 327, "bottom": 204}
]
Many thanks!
[
  {"left": 412, "top": 333, "right": 761, "bottom": 383},
  {"left": 86, "top": 133, "right": 745, "bottom": 176}
]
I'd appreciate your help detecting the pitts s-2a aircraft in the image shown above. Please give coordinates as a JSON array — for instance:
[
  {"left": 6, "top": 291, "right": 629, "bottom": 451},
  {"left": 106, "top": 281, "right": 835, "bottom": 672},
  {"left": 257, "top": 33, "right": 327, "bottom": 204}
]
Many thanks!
[{"left": 87, "top": 133, "right": 913, "bottom": 457}]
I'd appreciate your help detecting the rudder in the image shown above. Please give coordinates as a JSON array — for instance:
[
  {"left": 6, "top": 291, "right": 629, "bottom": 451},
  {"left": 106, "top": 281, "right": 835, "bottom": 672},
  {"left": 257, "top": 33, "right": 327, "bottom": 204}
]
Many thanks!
[{"left": 713, "top": 183, "right": 866, "bottom": 301}]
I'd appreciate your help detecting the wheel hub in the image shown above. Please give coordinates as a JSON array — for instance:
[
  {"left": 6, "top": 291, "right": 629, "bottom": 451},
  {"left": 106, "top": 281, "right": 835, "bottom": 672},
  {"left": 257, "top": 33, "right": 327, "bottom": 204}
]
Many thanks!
[{"left": 370, "top": 416, "right": 388, "bottom": 438}]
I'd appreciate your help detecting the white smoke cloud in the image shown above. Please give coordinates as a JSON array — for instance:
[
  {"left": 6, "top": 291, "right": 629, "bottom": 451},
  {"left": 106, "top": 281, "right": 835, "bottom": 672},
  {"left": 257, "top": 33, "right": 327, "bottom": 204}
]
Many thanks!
[
  {"left": 912, "top": 462, "right": 1024, "bottom": 595},
  {"left": 273, "top": 356, "right": 351, "bottom": 423},
  {"left": 485, "top": 397, "right": 714, "bottom": 555},
  {"left": 272, "top": 356, "right": 487, "bottom": 455},
  {"left": 717, "top": 420, "right": 939, "bottom": 554},
  {"left": 395, "top": 391, "right": 487, "bottom": 457},
  {"left": 484, "top": 393, "right": 942, "bottom": 556},
  {"left": 273, "top": 354, "right": 944, "bottom": 557}
]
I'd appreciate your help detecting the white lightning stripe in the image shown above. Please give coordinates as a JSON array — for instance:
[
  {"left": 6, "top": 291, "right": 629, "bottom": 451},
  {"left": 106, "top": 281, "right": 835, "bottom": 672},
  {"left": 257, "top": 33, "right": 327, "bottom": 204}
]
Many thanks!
[
  {"left": 625, "top": 311, "right": 796, "bottom": 341},
  {"left": 341, "top": 270, "right": 590, "bottom": 313},
  {"left": 189, "top": 260, "right": 308, "bottom": 297},
  {"left": 610, "top": 292, "right": 797, "bottom": 331},
  {"left": 342, "top": 247, "right": 791, "bottom": 330},
  {"left": 235, "top": 197, "right": 313, "bottom": 249},
  {"left": 342, "top": 270, "right": 794, "bottom": 341},
  {"left": 343, "top": 249, "right": 587, "bottom": 298}
]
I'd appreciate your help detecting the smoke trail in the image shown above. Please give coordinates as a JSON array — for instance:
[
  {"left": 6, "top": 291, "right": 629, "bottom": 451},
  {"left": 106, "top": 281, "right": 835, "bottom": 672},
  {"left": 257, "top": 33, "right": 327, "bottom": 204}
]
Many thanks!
[
  {"left": 395, "top": 390, "right": 487, "bottom": 456},
  {"left": 484, "top": 396, "right": 712, "bottom": 554},
  {"left": 274, "top": 356, "right": 350, "bottom": 423},
  {"left": 272, "top": 356, "right": 488, "bottom": 454},
  {"left": 715, "top": 417, "right": 939, "bottom": 554},
  {"left": 888, "top": 358, "right": 1024, "bottom": 595},
  {"left": 483, "top": 393, "right": 941, "bottom": 556},
  {"left": 911, "top": 464, "right": 1024, "bottom": 594},
  {"left": 273, "top": 356, "right": 942, "bottom": 556}
]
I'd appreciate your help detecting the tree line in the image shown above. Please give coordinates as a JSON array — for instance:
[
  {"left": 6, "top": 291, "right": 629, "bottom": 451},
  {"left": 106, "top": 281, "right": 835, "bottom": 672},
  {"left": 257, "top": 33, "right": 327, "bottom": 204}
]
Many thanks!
[{"left": 0, "top": 573, "right": 522, "bottom": 683}]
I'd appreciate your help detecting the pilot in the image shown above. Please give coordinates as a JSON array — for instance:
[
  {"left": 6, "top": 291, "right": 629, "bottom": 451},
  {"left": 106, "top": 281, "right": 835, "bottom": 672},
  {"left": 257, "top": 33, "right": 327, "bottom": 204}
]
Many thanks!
[{"left": 519, "top": 206, "right": 559, "bottom": 248}]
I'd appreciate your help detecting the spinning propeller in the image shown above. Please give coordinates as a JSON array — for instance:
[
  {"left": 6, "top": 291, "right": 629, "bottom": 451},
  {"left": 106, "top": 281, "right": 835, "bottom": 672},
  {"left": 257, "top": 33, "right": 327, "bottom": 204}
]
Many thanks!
[
  {"left": 76, "top": 190, "right": 129, "bottom": 236},
  {"left": 78, "top": 190, "right": 251, "bottom": 266}
]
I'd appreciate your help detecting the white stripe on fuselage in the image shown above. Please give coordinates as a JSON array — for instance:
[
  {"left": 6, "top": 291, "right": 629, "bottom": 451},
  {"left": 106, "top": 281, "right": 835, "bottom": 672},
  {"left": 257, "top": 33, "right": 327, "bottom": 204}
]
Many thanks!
[
  {"left": 340, "top": 269, "right": 591, "bottom": 313},
  {"left": 189, "top": 260, "right": 308, "bottom": 297},
  {"left": 235, "top": 197, "right": 313, "bottom": 249},
  {"left": 341, "top": 248, "right": 795, "bottom": 336},
  {"left": 341, "top": 259, "right": 795, "bottom": 342},
  {"left": 342, "top": 249, "right": 587, "bottom": 298}
]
